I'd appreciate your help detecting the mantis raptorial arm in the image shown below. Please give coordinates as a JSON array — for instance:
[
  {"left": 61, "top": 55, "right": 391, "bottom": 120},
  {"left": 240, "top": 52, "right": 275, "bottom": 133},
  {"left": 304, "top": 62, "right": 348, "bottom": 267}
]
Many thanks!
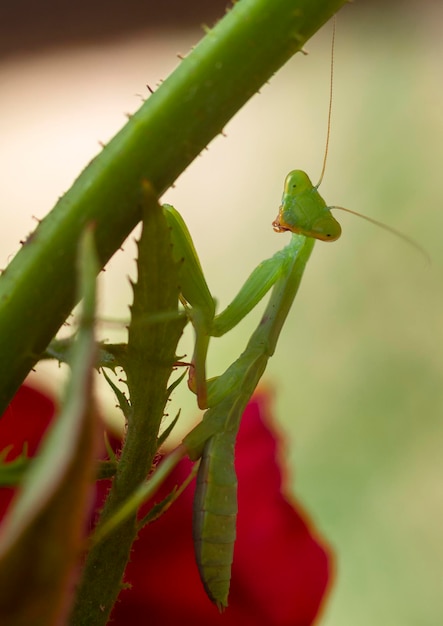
[{"left": 163, "top": 205, "right": 215, "bottom": 410}]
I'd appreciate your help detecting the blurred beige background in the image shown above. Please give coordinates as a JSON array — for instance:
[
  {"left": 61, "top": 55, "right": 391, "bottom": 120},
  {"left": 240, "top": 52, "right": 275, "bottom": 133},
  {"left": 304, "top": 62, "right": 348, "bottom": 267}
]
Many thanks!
[{"left": 1, "top": 2, "right": 443, "bottom": 624}]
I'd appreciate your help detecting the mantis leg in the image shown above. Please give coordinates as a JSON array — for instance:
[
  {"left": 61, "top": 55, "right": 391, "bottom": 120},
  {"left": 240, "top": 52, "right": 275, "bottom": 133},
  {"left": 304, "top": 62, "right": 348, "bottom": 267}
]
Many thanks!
[
  {"left": 163, "top": 204, "right": 292, "bottom": 409},
  {"left": 163, "top": 205, "right": 215, "bottom": 409},
  {"left": 211, "top": 250, "right": 288, "bottom": 337}
]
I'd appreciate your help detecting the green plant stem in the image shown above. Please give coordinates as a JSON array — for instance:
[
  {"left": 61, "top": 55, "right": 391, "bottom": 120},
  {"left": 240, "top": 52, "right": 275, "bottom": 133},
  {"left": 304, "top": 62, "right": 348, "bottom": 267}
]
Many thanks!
[
  {"left": 0, "top": 0, "right": 348, "bottom": 414},
  {"left": 91, "top": 445, "right": 188, "bottom": 547},
  {"left": 68, "top": 195, "right": 186, "bottom": 625}
]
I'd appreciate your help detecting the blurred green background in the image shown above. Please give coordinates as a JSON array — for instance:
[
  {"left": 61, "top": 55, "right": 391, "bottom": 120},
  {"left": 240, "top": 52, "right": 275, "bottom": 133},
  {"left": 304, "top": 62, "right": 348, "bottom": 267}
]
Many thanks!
[{"left": 1, "top": 2, "right": 443, "bottom": 624}]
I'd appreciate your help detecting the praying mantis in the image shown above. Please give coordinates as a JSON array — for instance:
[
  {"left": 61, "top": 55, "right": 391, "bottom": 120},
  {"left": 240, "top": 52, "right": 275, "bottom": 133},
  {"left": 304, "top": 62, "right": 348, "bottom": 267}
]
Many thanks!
[{"left": 173, "top": 169, "right": 339, "bottom": 609}]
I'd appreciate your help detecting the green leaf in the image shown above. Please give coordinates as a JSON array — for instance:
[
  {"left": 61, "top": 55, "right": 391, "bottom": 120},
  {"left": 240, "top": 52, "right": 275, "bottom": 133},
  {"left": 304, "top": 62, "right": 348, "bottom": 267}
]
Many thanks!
[{"left": 0, "top": 228, "right": 99, "bottom": 626}]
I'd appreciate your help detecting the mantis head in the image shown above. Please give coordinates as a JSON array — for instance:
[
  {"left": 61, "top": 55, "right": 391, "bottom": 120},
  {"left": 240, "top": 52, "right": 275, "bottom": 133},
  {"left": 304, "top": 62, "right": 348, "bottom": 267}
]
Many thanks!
[{"left": 272, "top": 170, "right": 342, "bottom": 242}]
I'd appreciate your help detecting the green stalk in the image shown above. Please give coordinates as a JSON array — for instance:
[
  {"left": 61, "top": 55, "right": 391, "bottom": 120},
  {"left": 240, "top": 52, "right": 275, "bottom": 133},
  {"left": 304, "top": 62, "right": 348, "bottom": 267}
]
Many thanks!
[
  {"left": 69, "top": 194, "right": 185, "bottom": 625},
  {"left": 0, "top": 0, "right": 348, "bottom": 414}
]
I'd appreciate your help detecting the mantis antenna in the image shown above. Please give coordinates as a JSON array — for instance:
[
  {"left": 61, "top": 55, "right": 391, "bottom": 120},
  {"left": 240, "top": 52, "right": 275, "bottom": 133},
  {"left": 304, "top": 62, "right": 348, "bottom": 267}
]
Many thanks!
[
  {"left": 314, "top": 17, "right": 429, "bottom": 262},
  {"left": 316, "top": 15, "right": 336, "bottom": 189},
  {"left": 330, "top": 204, "right": 431, "bottom": 263}
]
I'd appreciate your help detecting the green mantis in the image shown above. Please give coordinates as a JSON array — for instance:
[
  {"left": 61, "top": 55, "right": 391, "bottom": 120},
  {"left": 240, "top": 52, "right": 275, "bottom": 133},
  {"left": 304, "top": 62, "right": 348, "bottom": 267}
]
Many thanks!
[{"left": 172, "top": 169, "right": 340, "bottom": 609}]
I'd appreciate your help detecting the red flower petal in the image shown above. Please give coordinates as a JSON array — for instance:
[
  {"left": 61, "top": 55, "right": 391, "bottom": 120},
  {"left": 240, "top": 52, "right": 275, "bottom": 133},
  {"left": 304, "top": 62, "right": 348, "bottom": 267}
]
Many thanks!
[
  {"left": 233, "top": 394, "right": 332, "bottom": 625},
  {"left": 0, "top": 384, "right": 56, "bottom": 516},
  {"left": 0, "top": 385, "right": 56, "bottom": 459}
]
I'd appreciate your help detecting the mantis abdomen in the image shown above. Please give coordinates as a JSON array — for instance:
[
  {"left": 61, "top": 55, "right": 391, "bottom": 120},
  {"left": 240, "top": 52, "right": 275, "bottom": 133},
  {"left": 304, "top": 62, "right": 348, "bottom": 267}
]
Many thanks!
[{"left": 193, "top": 429, "right": 238, "bottom": 611}]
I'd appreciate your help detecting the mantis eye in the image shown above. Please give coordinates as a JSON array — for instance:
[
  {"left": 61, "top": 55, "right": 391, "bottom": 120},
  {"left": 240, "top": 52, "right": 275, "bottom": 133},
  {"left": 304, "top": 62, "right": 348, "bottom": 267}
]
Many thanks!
[
  {"left": 284, "top": 170, "right": 313, "bottom": 194},
  {"left": 310, "top": 214, "right": 342, "bottom": 241}
]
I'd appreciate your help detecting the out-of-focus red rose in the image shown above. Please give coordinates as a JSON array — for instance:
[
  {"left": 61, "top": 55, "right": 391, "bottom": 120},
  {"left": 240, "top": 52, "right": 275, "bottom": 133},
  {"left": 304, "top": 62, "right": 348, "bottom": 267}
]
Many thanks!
[{"left": 0, "top": 385, "right": 333, "bottom": 625}]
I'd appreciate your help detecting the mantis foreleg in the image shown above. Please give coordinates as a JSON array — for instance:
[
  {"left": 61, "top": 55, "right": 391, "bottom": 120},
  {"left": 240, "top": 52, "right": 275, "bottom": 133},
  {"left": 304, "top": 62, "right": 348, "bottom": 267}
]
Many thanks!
[
  {"left": 163, "top": 208, "right": 292, "bottom": 408},
  {"left": 163, "top": 204, "right": 215, "bottom": 409}
]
